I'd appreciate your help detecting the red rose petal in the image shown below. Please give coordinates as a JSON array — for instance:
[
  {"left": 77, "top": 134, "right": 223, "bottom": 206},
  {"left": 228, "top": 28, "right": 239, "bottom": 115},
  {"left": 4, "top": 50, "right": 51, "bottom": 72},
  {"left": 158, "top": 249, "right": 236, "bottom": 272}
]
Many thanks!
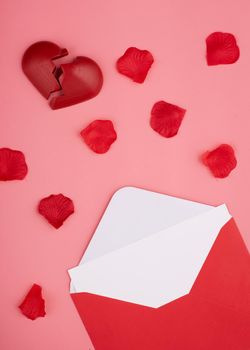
[
  {"left": 150, "top": 101, "right": 186, "bottom": 138},
  {"left": 80, "top": 120, "right": 117, "bottom": 154},
  {"left": 202, "top": 144, "right": 237, "bottom": 178},
  {"left": 0, "top": 148, "right": 28, "bottom": 181},
  {"left": 19, "top": 284, "right": 46, "bottom": 320},
  {"left": 116, "top": 47, "right": 154, "bottom": 83},
  {"left": 206, "top": 32, "right": 240, "bottom": 66},
  {"left": 38, "top": 194, "right": 74, "bottom": 228}
]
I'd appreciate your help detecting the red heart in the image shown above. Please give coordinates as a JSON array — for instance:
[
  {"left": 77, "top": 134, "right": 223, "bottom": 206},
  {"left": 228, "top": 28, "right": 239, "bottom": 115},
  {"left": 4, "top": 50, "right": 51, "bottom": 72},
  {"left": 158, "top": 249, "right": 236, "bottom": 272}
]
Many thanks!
[{"left": 22, "top": 41, "right": 103, "bottom": 109}]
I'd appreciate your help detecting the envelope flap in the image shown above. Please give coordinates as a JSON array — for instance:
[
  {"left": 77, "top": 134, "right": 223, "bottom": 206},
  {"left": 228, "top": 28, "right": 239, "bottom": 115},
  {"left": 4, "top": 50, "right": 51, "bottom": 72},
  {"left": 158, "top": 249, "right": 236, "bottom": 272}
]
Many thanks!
[{"left": 80, "top": 187, "right": 214, "bottom": 264}]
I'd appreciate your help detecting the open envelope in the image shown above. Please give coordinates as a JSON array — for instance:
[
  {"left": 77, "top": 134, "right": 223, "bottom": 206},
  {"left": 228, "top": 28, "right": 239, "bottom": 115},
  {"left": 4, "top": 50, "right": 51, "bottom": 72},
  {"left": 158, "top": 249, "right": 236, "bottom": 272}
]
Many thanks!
[{"left": 69, "top": 187, "right": 250, "bottom": 350}]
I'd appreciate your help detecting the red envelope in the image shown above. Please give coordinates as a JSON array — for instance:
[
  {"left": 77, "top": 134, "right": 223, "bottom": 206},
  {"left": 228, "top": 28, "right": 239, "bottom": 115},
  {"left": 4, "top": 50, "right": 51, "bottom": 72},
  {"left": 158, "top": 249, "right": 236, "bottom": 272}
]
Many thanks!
[{"left": 69, "top": 187, "right": 250, "bottom": 350}]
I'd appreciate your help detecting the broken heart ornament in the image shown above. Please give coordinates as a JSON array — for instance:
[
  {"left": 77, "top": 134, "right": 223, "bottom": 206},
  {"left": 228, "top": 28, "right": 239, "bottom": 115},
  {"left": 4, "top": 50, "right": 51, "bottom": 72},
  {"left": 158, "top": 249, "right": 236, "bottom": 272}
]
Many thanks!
[{"left": 22, "top": 41, "right": 103, "bottom": 109}]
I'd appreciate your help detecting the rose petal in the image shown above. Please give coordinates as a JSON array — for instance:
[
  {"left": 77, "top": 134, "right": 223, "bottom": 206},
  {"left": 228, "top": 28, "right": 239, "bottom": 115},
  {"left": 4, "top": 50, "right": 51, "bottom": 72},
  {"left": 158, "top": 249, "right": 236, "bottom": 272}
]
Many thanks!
[
  {"left": 116, "top": 47, "right": 154, "bottom": 83},
  {"left": 19, "top": 284, "right": 46, "bottom": 320},
  {"left": 0, "top": 148, "right": 28, "bottom": 181},
  {"left": 202, "top": 144, "right": 237, "bottom": 178},
  {"left": 150, "top": 101, "right": 186, "bottom": 138},
  {"left": 80, "top": 120, "right": 117, "bottom": 154},
  {"left": 38, "top": 194, "right": 74, "bottom": 228},
  {"left": 206, "top": 32, "right": 240, "bottom": 66}
]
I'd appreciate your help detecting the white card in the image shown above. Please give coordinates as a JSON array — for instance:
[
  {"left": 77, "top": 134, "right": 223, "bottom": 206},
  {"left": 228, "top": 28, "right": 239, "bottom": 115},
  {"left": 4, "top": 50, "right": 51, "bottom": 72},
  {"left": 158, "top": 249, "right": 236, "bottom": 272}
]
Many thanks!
[{"left": 69, "top": 187, "right": 231, "bottom": 307}]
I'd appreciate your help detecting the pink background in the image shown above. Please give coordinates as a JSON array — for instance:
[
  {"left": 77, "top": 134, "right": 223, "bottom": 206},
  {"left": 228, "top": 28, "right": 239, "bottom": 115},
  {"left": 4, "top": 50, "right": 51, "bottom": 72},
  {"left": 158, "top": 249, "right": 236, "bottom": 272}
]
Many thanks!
[{"left": 1, "top": 0, "right": 250, "bottom": 349}]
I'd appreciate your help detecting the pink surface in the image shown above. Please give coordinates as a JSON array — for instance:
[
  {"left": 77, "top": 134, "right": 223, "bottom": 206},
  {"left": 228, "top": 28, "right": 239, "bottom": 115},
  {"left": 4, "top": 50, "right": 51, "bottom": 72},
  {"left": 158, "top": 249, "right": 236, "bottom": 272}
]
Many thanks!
[{"left": 0, "top": 0, "right": 249, "bottom": 349}]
